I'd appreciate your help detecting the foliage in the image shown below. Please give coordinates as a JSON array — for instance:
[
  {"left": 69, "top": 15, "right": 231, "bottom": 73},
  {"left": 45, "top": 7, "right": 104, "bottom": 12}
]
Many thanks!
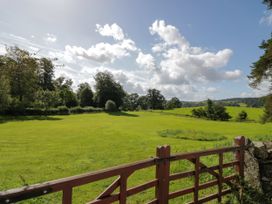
[
  {"left": 237, "top": 110, "right": 248, "bottom": 121},
  {"left": 261, "top": 94, "right": 272, "bottom": 122},
  {"left": 94, "top": 71, "right": 126, "bottom": 108},
  {"left": 192, "top": 99, "right": 231, "bottom": 121},
  {"left": 249, "top": 36, "right": 272, "bottom": 89},
  {"left": 0, "top": 75, "right": 11, "bottom": 113},
  {"left": 105, "top": 100, "right": 117, "bottom": 112},
  {"left": 78, "top": 86, "right": 93, "bottom": 107},
  {"left": 122, "top": 93, "right": 139, "bottom": 111},
  {"left": 146, "top": 89, "right": 165, "bottom": 109},
  {"left": 165, "top": 97, "right": 182, "bottom": 109},
  {"left": 263, "top": 0, "right": 272, "bottom": 9},
  {"left": 137, "top": 95, "right": 149, "bottom": 110},
  {"left": 33, "top": 90, "right": 61, "bottom": 109},
  {"left": 226, "top": 178, "right": 272, "bottom": 204}
]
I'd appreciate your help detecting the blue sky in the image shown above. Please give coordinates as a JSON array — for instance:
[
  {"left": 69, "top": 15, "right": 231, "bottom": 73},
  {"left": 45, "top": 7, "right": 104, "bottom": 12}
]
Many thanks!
[{"left": 0, "top": 0, "right": 271, "bottom": 100}]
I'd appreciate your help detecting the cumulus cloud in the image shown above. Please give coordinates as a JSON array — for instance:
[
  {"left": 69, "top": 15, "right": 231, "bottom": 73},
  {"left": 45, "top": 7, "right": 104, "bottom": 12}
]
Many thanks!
[
  {"left": 66, "top": 23, "right": 137, "bottom": 63},
  {"left": 148, "top": 20, "right": 241, "bottom": 86},
  {"left": 149, "top": 20, "right": 189, "bottom": 49},
  {"left": 96, "top": 23, "right": 125, "bottom": 41},
  {"left": 223, "top": 69, "right": 242, "bottom": 80},
  {"left": 44, "top": 33, "right": 57, "bottom": 43},
  {"left": 136, "top": 52, "right": 156, "bottom": 70}
]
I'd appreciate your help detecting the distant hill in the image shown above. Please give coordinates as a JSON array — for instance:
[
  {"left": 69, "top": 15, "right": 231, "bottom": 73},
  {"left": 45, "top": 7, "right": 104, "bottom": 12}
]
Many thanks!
[{"left": 181, "top": 97, "right": 265, "bottom": 108}]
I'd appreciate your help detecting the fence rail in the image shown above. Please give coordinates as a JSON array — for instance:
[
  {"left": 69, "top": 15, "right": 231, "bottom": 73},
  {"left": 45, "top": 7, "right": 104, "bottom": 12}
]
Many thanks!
[{"left": 0, "top": 136, "right": 245, "bottom": 204}]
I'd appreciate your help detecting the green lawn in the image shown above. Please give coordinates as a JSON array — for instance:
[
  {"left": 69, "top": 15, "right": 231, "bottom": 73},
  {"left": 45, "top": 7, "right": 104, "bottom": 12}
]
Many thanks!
[
  {"left": 160, "top": 106, "right": 264, "bottom": 121},
  {"left": 0, "top": 109, "right": 271, "bottom": 203}
]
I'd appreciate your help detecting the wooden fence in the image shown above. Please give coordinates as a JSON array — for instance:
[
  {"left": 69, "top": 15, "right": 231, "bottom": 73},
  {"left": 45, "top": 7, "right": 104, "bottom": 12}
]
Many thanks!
[{"left": 0, "top": 136, "right": 245, "bottom": 204}]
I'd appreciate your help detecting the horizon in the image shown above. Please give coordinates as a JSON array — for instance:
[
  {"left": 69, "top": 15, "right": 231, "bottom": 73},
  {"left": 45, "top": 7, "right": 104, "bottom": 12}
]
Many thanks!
[{"left": 0, "top": 0, "right": 271, "bottom": 101}]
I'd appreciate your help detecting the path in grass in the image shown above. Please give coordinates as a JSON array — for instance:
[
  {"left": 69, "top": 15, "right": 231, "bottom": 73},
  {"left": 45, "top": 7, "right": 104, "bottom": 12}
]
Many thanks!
[{"left": 0, "top": 110, "right": 271, "bottom": 203}]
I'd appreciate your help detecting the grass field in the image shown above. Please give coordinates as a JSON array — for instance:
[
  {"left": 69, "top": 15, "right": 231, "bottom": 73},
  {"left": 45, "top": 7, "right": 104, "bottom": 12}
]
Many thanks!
[
  {"left": 0, "top": 107, "right": 271, "bottom": 203},
  {"left": 160, "top": 106, "right": 265, "bottom": 121}
]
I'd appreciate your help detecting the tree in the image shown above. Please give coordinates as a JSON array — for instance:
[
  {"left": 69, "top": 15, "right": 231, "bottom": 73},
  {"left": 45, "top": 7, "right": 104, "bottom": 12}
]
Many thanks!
[
  {"left": 146, "top": 89, "right": 165, "bottom": 109},
  {"left": 165, "top": 97, "right": 182, "bottom": 109},
  {"left": 34, "top": 90, "right": 61, "bottom": 109},
  {"left": 122, "top": 93, "right": 139, "bottom": 111},
  {"left": 192, "top": 99, "right": 231, "bottom": 121},
  {"left": 38, "top": 58, "right": 55, "bottom": 91},
  {"left": 94, "top": 71, "right": 126, "bottom": 108},
  {"left": 248, "top": 0, "right": 272, "bottom": 122},
  {"left": 0, "top": 75, "right": 11, "bottom": 112},
  {"left": 263, "top": 0, "right": 272, "bottom": 9},
  {"left": 249, "top": 37, "right": 272, "bottom": 88},
  {"left": 4, "top": 47, "right": 39, "bottom": 107},
  {"left": 262, "top": 94, "right": 272, "bottom": 122},
  {"left": 137, "top": 95, "right": 149, "bottom": 110},
  {"left": 79, "top": 87, "right": 93, "bottom": 107}
]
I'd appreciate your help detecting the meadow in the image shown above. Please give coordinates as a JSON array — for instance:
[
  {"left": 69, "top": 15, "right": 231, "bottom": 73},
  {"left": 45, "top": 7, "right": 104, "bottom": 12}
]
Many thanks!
[{"left": 0, "top": 107, "right": 271, "bottom": 203}]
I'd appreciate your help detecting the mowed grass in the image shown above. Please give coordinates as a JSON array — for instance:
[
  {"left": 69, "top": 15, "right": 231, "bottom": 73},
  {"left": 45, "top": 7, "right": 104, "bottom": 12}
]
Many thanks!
[
  {"left": 160, "top": 106, "right": 265, "bottom": 121},
  {"left": 0, "top": 108, "right": 271, "bottom": 203}
]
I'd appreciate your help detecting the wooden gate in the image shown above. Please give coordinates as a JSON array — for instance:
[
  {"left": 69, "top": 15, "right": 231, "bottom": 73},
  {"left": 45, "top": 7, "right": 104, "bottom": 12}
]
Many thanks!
[{"left": 0, "top": 136, "right": 245, "bottom": 204}]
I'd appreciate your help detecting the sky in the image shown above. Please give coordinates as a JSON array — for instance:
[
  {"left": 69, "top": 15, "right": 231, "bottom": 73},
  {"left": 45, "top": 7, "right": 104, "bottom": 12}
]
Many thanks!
[{"left": 0, "top": 0, "right": 271, "bottom": 101}]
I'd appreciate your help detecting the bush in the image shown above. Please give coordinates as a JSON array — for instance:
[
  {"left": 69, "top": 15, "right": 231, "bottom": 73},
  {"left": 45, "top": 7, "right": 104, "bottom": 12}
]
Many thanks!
[
  {"left": 105, "top": 100, "right": 117, "bottom": 112},
  {"left": 237, "top": 110, "right": 248, "bottom": 121},
  {"left": 70, "top": 106, "right": 84, "bottom": 114},
  {"left": 81, "top": 106, "right": 103, "bottom": 113},
  {"left": 191, "top": 99, "right": 231, "bottom": 121},
  {"left": 45, "top": 106, "right": 69, "bottom": 115}
]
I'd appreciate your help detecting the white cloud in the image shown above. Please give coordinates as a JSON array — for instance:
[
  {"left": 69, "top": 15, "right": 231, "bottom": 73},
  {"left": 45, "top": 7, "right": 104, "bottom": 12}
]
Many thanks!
[
  {"left": 148, "top": 20, "right": 241, "bottom": 87},
  {"left": 136, "top": 52, "right": 156, "bottom": 70},
  {"left": 0, "top": 44, "right": 7, "bottom": 55},
  {"left": 96, "top": 23, "right": 125, "bottom": 41},
  {"left": 65, "top": 40, "right": 136, "bottom": 63},
  {"left": 207, "top": 87, "right": 218, "bottom": 93},
  {"left": 149, "top": 20, "right": 189, "bottom": 49},
  {"left": 223, "top": 69, "right": 242, "bottom": 80},
  {"left": 260, "top": 11, "right": 272, "bottom": 26},
  {"left": 66, "top": 23, "right": 137, "bottom": 63},
  {"left": 44, "top": 33, "right": 57, "bottom": 43}
]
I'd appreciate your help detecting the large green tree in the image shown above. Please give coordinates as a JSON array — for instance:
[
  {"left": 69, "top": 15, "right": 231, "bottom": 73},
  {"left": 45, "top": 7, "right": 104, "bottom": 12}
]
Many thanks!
[
  {"left": 38, "top": 58, "right": 55, "bottom": 91},
  {"left": 146, "top": 89, "right": 165, "bottom": 110},
  {"left": 78, "top": 86, "right": 93, "bottom": 107},
  {"left": 94, "top": 71, "right": 126, "bottom": 108},
  {"left": 249, "top": 0, "right": 272, "bottom": 122},
  {"left": 4, "top": 47, "right": 39, "bottom": 108}
]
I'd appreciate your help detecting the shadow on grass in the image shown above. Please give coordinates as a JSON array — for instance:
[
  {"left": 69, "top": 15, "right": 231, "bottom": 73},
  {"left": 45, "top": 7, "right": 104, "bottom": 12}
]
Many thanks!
[
  {"left": 0, "top": 115, "right": 62, "bottom": 124},
  {"left": 106, "top": 111, "right": 139, "bottom": 117}
]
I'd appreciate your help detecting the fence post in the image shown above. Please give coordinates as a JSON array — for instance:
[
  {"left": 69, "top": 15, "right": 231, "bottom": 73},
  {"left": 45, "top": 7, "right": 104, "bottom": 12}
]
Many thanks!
[
  {"left": 234, "top": 136, "right": 245, "bottom": 178},
  {"left": 155, "top": 145, "right": 170, "bottom": 204}
]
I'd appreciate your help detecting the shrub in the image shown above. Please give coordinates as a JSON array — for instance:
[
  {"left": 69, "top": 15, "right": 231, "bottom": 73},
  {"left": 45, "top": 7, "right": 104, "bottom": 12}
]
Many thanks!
[
  {"left": 81, "top": 106, "right": 103, "bottom": 113},
  {"left": 191, "top": 99, "right": 231, "bottom": 121},
  {"left": 45, "top": 106, "right": 69, "bottom": 115},
  {"left": 57, "top": 106, "right": 70, "bottom": 115},
  {"left": 105, "top": 100, "right": 117, "bottom": 112},
  {"left": 226, "top": 178, "right": 272, "bottom": 204},
  {"left": 70, "top": 106, "right": 84, "bottom": 114},
  {"left": 237, "top": 110, "right": 248, "bottom": 121},
  {"left": 25, "top": 108, "right": 44, "bottom": 115}
]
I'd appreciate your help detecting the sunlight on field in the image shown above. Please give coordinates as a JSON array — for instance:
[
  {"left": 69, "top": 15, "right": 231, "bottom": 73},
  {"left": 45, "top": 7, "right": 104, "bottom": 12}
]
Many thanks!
[{"left": 0, "top": 109, "right": 271, "bottom": 203}]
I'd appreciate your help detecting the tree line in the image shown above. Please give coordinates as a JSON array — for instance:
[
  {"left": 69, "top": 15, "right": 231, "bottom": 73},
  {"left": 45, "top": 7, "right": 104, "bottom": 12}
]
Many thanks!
[{"left": 0, "top": 46, "right": 182, "bottom": 115}]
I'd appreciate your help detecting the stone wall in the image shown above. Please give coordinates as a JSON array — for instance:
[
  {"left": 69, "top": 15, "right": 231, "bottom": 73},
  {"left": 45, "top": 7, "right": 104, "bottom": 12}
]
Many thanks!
[{"left": 244, "top": 138, "right": 272, "bottom": 196}]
